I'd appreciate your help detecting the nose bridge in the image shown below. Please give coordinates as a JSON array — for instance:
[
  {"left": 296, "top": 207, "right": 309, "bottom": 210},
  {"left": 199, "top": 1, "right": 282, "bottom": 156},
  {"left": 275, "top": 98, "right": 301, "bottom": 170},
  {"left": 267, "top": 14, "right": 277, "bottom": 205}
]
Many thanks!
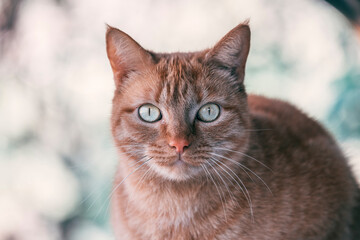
[
  {"left": 166, "top": 108, "right": 192, "bottom": 141},
  {"left": 166, "top": 112, "right": 192, "bottom": 154}
]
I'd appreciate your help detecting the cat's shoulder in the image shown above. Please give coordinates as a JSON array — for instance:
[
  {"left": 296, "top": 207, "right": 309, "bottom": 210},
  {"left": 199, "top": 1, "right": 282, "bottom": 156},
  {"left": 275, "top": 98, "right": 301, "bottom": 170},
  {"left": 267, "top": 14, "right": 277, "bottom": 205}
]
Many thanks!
[
  {"left": 247, "top": 94, "right": 329, "bottom": 139},
  {"left": 248, "top": 94, "right": 305, "bottom": 118}
]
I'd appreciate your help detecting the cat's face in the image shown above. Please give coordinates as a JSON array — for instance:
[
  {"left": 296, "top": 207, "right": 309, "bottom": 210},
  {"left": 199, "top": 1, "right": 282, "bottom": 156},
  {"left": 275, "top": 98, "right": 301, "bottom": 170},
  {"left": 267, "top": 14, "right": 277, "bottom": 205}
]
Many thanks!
[{"left": 106, "top": 24, "right": 251, "bottom": 181}]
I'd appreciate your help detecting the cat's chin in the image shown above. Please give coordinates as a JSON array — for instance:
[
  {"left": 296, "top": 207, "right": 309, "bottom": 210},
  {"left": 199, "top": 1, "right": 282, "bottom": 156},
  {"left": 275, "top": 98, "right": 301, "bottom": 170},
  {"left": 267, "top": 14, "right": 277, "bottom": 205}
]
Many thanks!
[{"left": 151, "top": 160, "right": 202, "bottom": 181}]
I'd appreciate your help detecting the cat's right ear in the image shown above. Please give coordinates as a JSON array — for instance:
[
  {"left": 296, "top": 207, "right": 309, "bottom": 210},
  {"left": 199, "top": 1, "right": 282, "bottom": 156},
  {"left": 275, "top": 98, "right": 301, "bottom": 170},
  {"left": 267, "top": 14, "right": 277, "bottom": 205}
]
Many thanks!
[
  {"left": 205, "top": 22, "right": 251, "bottom": 84},
  {"left": 106, "top": 25, "right": 153, "bottom": 87}
]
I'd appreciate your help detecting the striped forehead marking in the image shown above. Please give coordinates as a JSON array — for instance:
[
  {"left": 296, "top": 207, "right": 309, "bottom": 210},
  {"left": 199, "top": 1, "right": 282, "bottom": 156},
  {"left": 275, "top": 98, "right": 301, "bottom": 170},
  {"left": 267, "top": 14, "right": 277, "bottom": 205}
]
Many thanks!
[{"left": 155, "top": 56, "right": 199, "bottom": 106}]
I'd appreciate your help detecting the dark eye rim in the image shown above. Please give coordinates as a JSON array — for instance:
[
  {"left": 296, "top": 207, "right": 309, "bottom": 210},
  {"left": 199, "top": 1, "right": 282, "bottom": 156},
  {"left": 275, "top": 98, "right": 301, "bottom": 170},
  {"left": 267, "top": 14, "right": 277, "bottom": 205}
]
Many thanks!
[
  {"left": 196, "top": 103, "right": 221, "bottom": 123},
  {"left": 138, "top": 103, "right": 162, "bottom": 123}
]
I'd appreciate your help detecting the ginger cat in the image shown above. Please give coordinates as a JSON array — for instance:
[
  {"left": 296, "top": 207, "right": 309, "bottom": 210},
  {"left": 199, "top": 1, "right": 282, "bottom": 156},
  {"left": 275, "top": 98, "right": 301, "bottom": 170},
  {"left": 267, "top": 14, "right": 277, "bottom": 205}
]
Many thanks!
[{"left": 106, "top": 23, "right": 360, "bottom": 240}]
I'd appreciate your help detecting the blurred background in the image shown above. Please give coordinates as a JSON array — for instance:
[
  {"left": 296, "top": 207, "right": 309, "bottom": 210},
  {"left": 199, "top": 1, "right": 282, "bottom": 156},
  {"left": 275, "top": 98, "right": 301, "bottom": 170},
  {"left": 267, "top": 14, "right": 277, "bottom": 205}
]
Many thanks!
[{"left": 1, "top": 0, "right": 360, "bottom": 239}]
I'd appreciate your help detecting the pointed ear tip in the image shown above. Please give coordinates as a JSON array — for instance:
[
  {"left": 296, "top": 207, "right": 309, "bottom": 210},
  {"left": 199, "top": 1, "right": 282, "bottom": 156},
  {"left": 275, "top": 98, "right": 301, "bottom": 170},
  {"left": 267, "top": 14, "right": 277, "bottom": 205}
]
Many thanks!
[
  {"left": 105, "top": 26, "right": 129, "bottom": 43},
  {"left": 236, "top": 20, "right": 251, "bottom": 32},
  {"left": 106, "top": 24, "right": 117, "bottom": 37},
  {"left": 232, "top": 21, "right": 251, "bottom": 39}
]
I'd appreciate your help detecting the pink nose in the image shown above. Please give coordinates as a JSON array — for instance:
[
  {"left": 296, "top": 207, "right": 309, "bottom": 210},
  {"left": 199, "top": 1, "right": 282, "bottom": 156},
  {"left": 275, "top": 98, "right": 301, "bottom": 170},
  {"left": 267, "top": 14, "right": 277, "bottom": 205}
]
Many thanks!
[{"left": 168, "top": 139, "right": 190, "bottom": 154}]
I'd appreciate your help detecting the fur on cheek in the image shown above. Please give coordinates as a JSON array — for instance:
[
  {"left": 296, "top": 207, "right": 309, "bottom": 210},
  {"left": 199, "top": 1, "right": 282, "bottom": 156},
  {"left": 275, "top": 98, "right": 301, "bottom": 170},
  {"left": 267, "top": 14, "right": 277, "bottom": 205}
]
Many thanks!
[{"left": 116, "top": 116, "right": 160, "bottom": 141}]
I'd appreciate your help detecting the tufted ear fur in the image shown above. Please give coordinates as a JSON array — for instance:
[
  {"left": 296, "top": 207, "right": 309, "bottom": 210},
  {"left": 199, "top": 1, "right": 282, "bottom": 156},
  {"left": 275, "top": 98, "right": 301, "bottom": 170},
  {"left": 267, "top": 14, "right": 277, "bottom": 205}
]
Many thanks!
[
  {"left": 206, "top": 22, "right": 251, "bottom": 84},
  {"left": 106, "top": 25, "right": 154, "bottom": 87}
]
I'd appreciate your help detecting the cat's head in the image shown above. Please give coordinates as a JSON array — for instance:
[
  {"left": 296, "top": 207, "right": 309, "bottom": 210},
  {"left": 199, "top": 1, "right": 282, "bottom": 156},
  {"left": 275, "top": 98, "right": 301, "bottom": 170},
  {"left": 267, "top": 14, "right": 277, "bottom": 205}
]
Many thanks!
[{"left": 106, "top": 23, "right": 251, "bottom": 181}]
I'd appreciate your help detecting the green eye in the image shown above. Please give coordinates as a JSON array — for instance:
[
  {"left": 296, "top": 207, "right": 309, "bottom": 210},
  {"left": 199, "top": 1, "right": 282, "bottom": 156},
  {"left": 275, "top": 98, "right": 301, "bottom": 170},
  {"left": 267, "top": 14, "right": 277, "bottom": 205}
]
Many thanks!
[
  {"left": 138, "top": 104, "right": 162, "bottom": 123},
  {"left": 197, "top": 103, "right": 220, "bottom": 122}
]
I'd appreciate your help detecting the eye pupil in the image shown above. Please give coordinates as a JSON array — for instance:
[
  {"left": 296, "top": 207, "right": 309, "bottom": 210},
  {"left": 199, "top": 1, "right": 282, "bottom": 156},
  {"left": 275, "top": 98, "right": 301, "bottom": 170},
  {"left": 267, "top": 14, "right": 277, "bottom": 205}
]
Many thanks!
[
  {"left": 138, "top": 104, "right": 161, "bottom": 123},
  {"left": 197, "top": 103, "right": 220, "bottom": 122}
]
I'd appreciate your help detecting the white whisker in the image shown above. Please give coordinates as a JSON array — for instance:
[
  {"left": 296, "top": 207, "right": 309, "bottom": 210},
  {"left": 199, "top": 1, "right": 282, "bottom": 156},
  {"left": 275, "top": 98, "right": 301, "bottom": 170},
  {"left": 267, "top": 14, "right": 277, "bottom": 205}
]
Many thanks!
[
  {"left": 125, "top": 165, "right": 153, "bottom": 215},
  {"left": 213, "top": 149, "right": 254, "bottom": 182},
  {"left": 242, "top": 128, "right": 273, "bottom": 132},
  {"left": 211, "top": 152, "right": 272, "bottom": 195},
  {"left": 214, "top": 147, "right": 272, "bottom": 172},
  {"left": 202, "top": 163, "right": 228, "bottom": 222},
  {"left": 95, "top": 157, "right": 153, "bottom": 218},
  {"left": 211, "top": 157, "right": 254, "bottom": 221},
  {"left": 208, "top": 158, "right": 238, "bottom": 207}
]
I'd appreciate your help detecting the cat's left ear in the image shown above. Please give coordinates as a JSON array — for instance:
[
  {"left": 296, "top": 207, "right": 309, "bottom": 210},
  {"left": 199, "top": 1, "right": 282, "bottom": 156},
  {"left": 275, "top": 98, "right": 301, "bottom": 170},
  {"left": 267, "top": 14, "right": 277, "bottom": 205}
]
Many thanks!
[
  {"left": 206, "top": 22, "right": 251, "bottom": 83},
  {"left": 106, "top": 25, "right": 154, "bottom": 87}
]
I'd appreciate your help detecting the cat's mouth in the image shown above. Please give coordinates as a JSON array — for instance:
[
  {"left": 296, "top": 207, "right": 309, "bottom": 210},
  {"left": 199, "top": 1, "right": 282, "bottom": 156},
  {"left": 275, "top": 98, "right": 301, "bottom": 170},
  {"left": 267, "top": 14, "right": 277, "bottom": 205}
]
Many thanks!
[
  {"left": 155, "top": 154, "right": 200, "bottom": 167},
  {"left": 151, "top": 155, "right": 203, "bottom": 180},
  {"left": 168, "top": 158, "right": 190, "bottom": 170}
]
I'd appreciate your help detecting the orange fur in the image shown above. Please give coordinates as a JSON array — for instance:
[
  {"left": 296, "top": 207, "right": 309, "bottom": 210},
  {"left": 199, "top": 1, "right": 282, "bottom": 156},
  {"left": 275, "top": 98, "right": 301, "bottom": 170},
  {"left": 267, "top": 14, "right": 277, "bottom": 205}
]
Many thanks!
[{"left": 106, "top": 23, "right": 359, "bottom": 240}]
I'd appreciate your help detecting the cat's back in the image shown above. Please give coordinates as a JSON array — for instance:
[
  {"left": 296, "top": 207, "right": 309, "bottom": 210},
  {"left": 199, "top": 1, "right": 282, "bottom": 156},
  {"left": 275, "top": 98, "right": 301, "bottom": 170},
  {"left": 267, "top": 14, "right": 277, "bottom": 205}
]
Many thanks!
[
  {"left": 247, "top": 94, "right": 351, "bottom": 184},
  {"left": 248, "top": 94, "right": 329, "bottom": 141},
  {"left": 247, "top": 94, "right": 359, "bottom": 240}
]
